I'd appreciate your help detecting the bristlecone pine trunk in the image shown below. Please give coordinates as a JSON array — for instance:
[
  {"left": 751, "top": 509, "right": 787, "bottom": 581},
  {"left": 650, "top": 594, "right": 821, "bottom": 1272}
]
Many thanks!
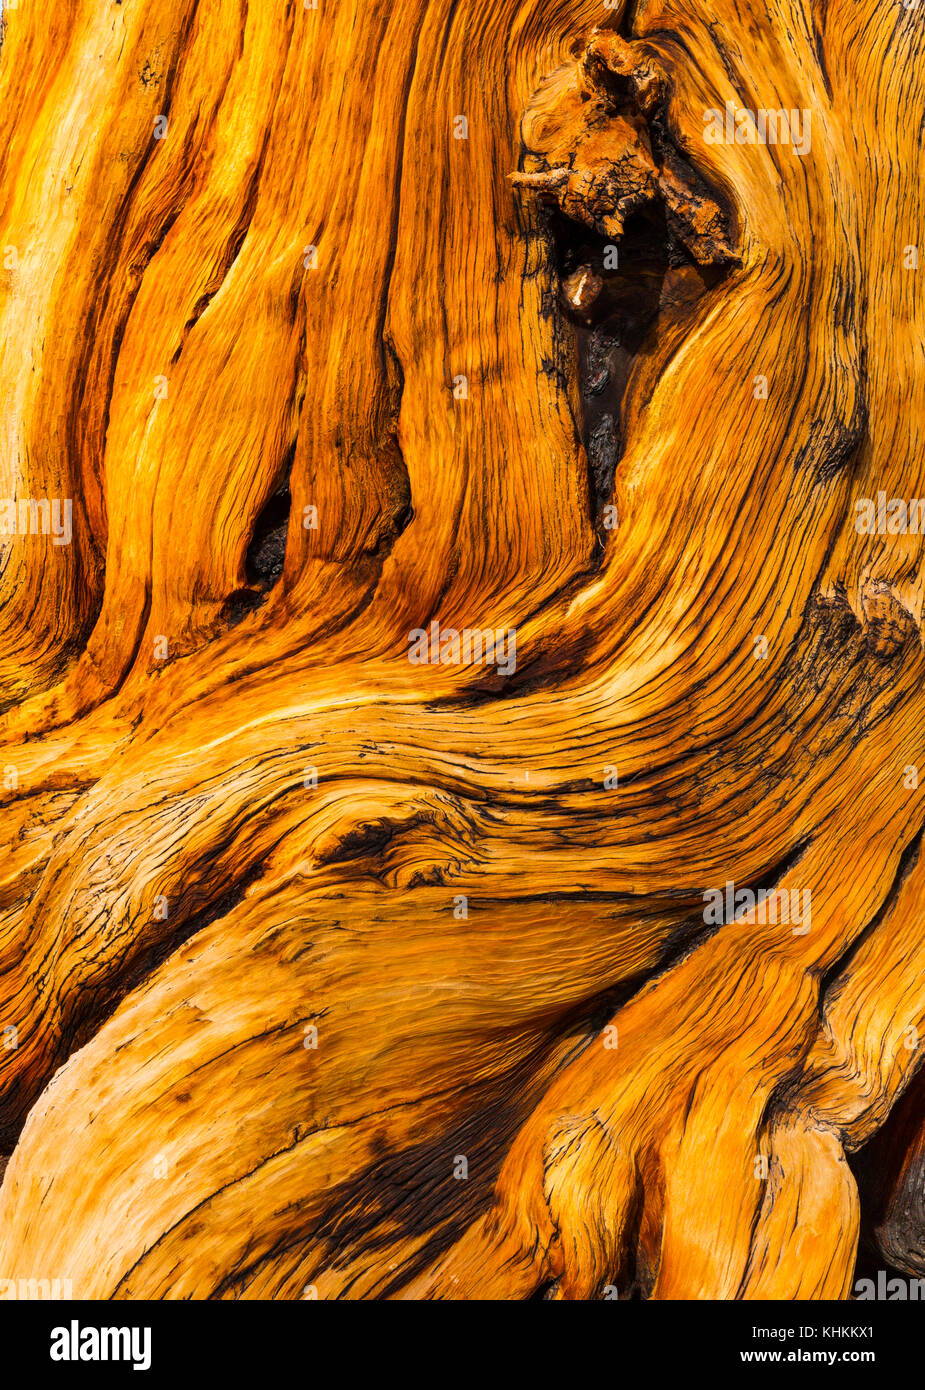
[{"left": 0, "top": 0, "right": 922, "bottom": 1302}]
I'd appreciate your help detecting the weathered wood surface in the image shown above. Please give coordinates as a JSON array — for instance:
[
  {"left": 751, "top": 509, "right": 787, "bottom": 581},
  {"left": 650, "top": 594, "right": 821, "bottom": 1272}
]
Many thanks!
[{"left": 0, "top": 0, "right": 923, "bottom": 1299}]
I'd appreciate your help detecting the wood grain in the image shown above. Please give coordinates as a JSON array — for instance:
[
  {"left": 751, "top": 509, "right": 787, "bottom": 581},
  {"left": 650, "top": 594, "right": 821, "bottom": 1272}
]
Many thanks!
[{"left": 0, "top": 0, "right": 923, "bottom": 1300}]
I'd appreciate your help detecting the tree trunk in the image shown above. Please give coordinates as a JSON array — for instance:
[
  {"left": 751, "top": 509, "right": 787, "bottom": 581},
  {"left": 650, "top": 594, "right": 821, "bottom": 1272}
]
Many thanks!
[{"left": 0, "top": 0, "right": 923, "bottom": 1300}]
